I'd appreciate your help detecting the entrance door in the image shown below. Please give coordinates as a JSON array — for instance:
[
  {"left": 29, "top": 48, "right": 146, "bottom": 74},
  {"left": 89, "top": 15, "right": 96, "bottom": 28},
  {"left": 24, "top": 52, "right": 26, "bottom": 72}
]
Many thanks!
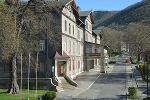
[{"left": 57, "top": 64, "right": 64, "bottom": 77}]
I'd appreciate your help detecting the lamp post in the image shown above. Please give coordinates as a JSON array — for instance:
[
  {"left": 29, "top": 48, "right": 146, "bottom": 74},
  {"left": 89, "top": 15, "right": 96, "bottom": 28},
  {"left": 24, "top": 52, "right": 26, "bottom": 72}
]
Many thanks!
[{"left": 138, "top": 52, "right": 149, "bottom": 97}]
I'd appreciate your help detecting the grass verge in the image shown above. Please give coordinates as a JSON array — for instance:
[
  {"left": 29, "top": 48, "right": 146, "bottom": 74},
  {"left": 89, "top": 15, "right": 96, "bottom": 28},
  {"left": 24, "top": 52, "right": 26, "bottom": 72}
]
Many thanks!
[{"left": 0, "top": 89, "right": 49, "bottom": 100}]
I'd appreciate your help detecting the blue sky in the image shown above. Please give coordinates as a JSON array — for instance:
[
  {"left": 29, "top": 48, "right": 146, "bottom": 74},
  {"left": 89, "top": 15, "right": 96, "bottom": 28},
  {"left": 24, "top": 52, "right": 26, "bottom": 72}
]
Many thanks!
[
  {"left": 20, "top": 0, "right": 142, "bottom": 11},
  {"left": 75, "top": 0, "right": 142, "bottom": 11}
]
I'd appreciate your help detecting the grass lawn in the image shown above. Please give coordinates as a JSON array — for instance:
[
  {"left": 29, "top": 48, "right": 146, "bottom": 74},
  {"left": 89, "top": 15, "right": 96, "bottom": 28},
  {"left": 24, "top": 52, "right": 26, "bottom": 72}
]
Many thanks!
[{"left": 0, "top": 89, "right": 49, "bottom": 100}]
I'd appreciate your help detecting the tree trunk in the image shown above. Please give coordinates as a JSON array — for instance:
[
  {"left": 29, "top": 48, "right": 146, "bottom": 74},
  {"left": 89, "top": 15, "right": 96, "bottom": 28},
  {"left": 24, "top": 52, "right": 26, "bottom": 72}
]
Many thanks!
[{"left": 8, "top": 55, "right": 19, "bottom": 94}]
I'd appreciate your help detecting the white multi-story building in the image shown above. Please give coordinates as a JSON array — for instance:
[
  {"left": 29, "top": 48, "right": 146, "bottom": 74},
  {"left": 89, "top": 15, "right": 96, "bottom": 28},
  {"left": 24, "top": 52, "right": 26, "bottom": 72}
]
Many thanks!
[{"left": 0, "top": 0, "right": 109, "bottom": 90}]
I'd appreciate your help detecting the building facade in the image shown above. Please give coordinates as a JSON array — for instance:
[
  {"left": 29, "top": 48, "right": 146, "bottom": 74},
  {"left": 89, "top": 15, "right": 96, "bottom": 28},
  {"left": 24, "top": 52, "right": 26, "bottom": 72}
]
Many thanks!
[{"left": 0, "top": 0, "right": 109, "bottom": 89}]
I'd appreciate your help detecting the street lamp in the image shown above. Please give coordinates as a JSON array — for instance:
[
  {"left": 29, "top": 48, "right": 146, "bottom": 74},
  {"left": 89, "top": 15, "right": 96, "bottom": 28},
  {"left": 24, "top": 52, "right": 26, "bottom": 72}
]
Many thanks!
[{"left": 138, "top": 52, "right": 149, "bottom": 97}]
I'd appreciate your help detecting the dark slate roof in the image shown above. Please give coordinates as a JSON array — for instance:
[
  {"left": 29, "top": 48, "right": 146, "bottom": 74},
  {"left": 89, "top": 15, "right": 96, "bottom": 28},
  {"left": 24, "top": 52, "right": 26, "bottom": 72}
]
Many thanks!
[
  {"left": 79, "top": 11, "right": 94, "bottom": 24},
  {"left": 79, "top": 11, "right": 91, "bottom": 17},
  {"left": 45, "top": 0, "right": 71, "bottom": 7},
  {"left": 93, "top": 30, "right": 102, "bottom": 39},
  {"left": 58, "top": 0, "right": 72, "bottom": 6},
  {"left": 79, "top": 11, "right": 91, "bottom": 22},
  {"left": 93, "top": 30, "right": 101, "bottom": 35}
]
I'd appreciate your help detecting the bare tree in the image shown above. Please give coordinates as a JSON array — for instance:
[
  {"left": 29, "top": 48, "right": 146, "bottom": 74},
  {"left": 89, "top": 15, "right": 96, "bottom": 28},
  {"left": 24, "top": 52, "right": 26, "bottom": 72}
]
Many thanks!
[
  {"left": 123, "top": 23, "right": 150, "bottom": 57},
  {"left": 0, "top": 0, "right": 61, "bottom": 94},
  {"left": 99, "top": 26, "right": 123, "bottom": 52}
]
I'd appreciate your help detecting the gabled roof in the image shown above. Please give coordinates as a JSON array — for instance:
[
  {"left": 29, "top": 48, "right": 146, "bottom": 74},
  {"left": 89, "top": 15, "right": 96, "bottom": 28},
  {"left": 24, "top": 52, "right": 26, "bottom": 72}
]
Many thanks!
[
  {"left": 55, "top": 0, "right": 80, "bottom": 20},
  {"left": 62, "top": 51, "right": 69, "bottom": 57},
  {"left": 93, "top": 30, "right": 102, "bottom": 39},
  {"left": 79, "top": 11, "right": 94, "bottom": 24},
  {"left": 79, "top": 11, "right": 91, "bottom": 17},
  {"left": 55, "top": 51, "right": 61, "bottom": 57},
  {"left": 57, "top": 0, "right": 72, "bottom": 6},
  {"left": 45, "top": 0, "right": 72, "bottom": 7},
  {"left": 54, "top": 51, "right": 69, "bottom": 58},
  {"left": 93, "top": 30, "right": 101, "bottom": 35}
]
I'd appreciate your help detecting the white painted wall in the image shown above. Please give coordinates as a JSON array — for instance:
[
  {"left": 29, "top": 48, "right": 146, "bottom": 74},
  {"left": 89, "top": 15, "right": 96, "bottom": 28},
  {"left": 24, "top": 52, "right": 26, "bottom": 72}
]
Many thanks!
[{"left": 61, "top": 4, "right": 84, "bottom": 78}]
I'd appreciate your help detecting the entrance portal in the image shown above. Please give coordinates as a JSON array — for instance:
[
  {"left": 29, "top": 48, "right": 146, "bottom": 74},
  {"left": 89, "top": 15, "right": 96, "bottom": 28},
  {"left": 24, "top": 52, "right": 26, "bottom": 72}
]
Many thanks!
[{"left": 57, "top": 64, "right": 64, "bottom": 76}]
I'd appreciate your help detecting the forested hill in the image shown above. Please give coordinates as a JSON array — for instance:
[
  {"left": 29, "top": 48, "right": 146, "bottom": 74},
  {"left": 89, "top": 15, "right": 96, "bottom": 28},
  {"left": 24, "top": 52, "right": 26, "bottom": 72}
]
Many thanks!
[
  {"left": 93, "top": 0, "right": 150, "bottom": 29},
  {"left": 92, "top": 11, "right": 118, "bottom": 28}
]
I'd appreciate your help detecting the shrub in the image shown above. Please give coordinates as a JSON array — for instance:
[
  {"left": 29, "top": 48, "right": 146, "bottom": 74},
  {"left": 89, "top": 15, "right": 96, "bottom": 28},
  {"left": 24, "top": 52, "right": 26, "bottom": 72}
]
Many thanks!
[
  {"left": 128, "top": 87, "right": 137, "bottom": 99},
  {"left": 111, "top": 54, "right": 115, "bottom": 57},
  {"left": 143, "top": 97, "right": 150, "bottom": 100},
  {"left": 139, "top": 64, "right": 146, "bottom": 75},
  {"left": 111, "top": 51, "right": 122, "bottom": 56},
  {"left": 100, "top": 70, "right": 105, "bottom": 73},
  {"left": 42, "top": 91, "right": 56, "bottom": 100}
]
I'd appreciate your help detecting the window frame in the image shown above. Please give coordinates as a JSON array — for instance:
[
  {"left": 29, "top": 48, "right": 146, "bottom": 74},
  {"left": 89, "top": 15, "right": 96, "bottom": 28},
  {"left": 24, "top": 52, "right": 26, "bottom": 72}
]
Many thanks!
[
  {"left": 65, "top": 20, "right": 67, "bottom": 32},
  {"left": 39, "top": 40, "right": 45, "bottom": 51}
]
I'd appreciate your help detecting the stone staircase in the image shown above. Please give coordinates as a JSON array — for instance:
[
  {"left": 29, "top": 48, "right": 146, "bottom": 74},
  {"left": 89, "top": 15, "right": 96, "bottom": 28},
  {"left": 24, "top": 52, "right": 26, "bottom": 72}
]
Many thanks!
[{"left": 56, "top": 77, "right": 76, "bottom": 92}]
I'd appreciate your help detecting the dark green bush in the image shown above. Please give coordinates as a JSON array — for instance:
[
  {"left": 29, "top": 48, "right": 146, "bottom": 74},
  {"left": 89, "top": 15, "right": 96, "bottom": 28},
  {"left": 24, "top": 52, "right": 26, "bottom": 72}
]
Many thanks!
[
  {"left": 143, "top": 97, "right": 150, "bottom": 100},
  {"left": 139, "top": 64, "right": 146, "bottom": 75},
  {"left": 111, "top": 51, "right": 122, "bottom": 56},
  {"left": 100, "top": 70, "right": 105, "bottom": 73},
  {"left": 108, "top": 61, "right": 116, "bottom": 64},
  {"left": 111, "top": 54, "right": 115, "bottom": 57},
  {"left": 128, "top": 87, "right": 137, "bottom": 99},
  {"left": 42, "top": 91, "right": 56, "bottom": 100}
]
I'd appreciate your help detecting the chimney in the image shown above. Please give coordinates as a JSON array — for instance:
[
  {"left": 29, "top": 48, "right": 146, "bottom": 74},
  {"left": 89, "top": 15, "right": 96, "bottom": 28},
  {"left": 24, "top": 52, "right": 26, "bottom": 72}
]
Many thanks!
[{"left": 77, "top": 6, "right": 81, "bottom": 12}]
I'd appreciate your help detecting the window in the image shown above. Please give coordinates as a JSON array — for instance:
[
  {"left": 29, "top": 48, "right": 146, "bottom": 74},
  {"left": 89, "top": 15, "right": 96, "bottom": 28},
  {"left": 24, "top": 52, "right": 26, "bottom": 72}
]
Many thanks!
[
  {"left": 73, "top": 42, "right": 75, "bottom": 53},
  {"left": 65, "top": 20, "right": 67, "bottom": 31},
  {"left": 89, "top": 48, "right": 92, "bottom": 53},
  {"left": 86, "top": 21, "right": 88, "bottom": 29},
  {"left": 4, "top": 63, "right": 10, "bottom": 73},
  {"left": 69, "top": 40, "right": 71, "bottom": 53},
  {"left": 78, "top": 29, "right": 80, "bottom": 39},
  {"left": 70, "top": 11, "right": 71, "bottom": 17},
  {"left": 73, "top": 60, "right": 74, "bottom": 70},
  {"left": 86, "top": 33, "right": 88, "bottom": 41},
  {"left": 95, "top": 49, "right": 97, "bottom": 53},
  {"left": 64, "top": 40, "right": 67, "bottom": 52},
  {"left": 69, "top": 23, "right": 71, "bottom": 34},
  {"left": 39, "top": 40, "right": 45, "bottom": 51},
  {"left": 68, "top": 60, "right": 71, "bottom": 71},
  {"left": 72, "top": 25, "right": 74, "bottom": 35},
  {"left": 78, "top": 44, "right": 80, "bottom": 54},
  {"left": 40, "top": 62, "right": 45, "bottom": 72},
  {"left": 89, "top": 24, "right": 92, "bottom": 31}
]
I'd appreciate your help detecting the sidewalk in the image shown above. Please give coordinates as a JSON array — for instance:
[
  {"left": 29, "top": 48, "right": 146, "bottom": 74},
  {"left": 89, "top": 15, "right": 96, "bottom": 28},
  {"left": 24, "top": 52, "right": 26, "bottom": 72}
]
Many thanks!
[
  {"left": 55, "top": 64, "right": 148, "bottom": 100},
  {"left": 54, "top": 64, "right": 114, "bottom": 100},
  {"left": 127, "top": 64, "right": 148, "bottom": 100}
]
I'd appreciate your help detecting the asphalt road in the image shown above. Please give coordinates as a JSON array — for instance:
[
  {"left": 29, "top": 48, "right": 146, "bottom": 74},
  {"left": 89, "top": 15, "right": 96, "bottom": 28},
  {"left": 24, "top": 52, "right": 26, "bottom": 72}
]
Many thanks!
[{"left": 73, "top": 63, "right": 128, "bottom": 100}]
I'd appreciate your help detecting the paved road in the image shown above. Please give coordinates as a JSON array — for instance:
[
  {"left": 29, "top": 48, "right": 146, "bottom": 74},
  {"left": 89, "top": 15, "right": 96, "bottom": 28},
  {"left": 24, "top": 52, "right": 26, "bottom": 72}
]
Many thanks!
[
  {"left": 55, "top": 56, "right": 132, "bottom": 100},
  {"left": 73, "top": 64, "right": 128, "bottom": 100}
]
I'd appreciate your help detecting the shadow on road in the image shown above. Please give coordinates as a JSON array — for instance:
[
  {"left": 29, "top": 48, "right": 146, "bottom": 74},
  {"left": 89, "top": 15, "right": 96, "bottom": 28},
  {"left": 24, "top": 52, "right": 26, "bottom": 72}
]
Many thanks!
[{"left": 72, "top": 94, "right": 126, "bottom": 100}]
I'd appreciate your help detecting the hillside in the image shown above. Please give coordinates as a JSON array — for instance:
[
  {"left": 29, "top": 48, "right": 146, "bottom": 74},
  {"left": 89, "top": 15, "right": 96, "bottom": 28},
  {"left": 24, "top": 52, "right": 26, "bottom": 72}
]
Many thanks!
[
  {"left": 93, "top": 0, "right": 150, "bottom": 29},
  {"left": 92, "top": 11, "right": 118, "bottom": 28}
]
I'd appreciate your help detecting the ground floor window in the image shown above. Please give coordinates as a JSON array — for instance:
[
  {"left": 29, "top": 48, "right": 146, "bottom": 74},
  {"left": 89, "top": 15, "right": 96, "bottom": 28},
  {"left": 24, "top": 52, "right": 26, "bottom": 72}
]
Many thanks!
[
  {"left": 78, "top": 61, "right": 80, "bottom": 69},
  {"left": 40, "top": 62, "right": 45, "bottom": 72},
  {"left": 68, "top": 60, "right": 71, "bottom": 71},
  {"left": 4, "top": 63, "right": 10, "bottom": 73}
]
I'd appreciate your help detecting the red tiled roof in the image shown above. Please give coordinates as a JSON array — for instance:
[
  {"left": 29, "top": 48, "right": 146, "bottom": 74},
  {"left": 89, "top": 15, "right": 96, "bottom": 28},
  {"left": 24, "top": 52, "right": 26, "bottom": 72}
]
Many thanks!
[
  {"left": 55, "top": 51, "right": 61, "bottom": 57},
  {"left": 62, "top": 51, "right": 69, "bottom": 57}
]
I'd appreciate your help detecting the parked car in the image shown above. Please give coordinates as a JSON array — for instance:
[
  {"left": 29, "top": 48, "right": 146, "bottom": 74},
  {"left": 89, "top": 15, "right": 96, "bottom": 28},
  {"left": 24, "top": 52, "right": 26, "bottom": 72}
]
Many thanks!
[{"left": 125, "top": 58, "right": 131, "bottom": 63}]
